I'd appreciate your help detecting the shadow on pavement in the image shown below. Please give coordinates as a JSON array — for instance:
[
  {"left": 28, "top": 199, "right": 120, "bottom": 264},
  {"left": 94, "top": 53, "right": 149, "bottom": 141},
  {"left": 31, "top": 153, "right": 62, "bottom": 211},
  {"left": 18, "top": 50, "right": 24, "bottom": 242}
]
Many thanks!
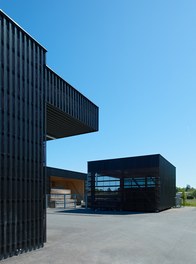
[{"left": 48, "top": 208, "right": 148, "bottom": 216}]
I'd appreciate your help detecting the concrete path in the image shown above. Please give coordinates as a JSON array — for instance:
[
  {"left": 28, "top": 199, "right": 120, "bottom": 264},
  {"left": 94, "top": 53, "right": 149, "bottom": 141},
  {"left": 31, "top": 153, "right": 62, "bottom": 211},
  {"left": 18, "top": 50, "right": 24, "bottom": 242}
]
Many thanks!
[{"left": 2, "top": 207, "right": 196, "bottom": 264}]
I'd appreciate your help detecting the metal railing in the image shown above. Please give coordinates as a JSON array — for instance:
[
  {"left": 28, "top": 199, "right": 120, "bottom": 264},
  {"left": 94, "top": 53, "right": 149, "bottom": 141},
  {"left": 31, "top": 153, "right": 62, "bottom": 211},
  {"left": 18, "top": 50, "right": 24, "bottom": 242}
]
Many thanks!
[
  {"left": 175, "top": 197, "right": 182, "bottom": 208},
  {"left": 46, "top": 194, "right": 82, "bottom": 209}
]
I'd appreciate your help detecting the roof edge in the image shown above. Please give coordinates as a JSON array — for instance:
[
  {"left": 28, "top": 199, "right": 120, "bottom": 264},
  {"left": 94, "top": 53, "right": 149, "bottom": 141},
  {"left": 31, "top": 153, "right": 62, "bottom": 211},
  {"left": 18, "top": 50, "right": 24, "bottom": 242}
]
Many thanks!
[
  {"left": 88, "top": 154, "right": 160, "bottom": 164},
  {"left": 0, "top": 9, "right": 47, "bottom": 51},
  {"left": 46, "top": 65, "right": 99, "bottom": 109}
]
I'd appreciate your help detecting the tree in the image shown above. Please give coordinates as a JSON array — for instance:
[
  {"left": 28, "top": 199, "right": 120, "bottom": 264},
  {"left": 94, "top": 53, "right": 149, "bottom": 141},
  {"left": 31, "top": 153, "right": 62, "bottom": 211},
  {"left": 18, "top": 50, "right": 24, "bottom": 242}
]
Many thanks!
[
  {"left": 191, "top": 190, "right": 196, "bottom": 198},
  {"left": 176, "top": 186, "right": 184, "bottom": 193},
  {"left": 185, "top": 184, "right": 191, "bottom": 191},
  {"left": 182, "top": 190, "right": 186, "bottom": 206}
]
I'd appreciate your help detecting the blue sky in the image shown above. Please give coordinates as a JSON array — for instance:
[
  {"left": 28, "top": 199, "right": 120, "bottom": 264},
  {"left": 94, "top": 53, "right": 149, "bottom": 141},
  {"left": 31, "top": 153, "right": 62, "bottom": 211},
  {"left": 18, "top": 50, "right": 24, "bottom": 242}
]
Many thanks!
[{"left": 1, "top": 0, "right": 196, "bottom": 187}]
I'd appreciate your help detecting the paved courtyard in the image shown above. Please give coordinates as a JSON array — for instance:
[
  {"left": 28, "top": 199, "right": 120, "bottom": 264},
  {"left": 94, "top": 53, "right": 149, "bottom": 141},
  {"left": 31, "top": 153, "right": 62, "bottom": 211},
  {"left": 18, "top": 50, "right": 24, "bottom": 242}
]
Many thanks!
[{"left": 2, "top": 207, "right": 196, "bottom": 264}]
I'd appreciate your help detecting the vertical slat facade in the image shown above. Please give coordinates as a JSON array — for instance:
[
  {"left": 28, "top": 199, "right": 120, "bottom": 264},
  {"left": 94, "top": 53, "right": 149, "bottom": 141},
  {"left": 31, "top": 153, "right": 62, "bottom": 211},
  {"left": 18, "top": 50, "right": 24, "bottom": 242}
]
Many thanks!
[
  {"left": 0, "top": 9, "right": 99, "bottom": 260},
  {"left": 46, "top": 67, "right": 98, "bottom": 132},
  {"left": 0, "top": 12, "right": 46, "bottom": 259},
  {"left": 159, "top": 156, "right": 176, "bottom": 211}
]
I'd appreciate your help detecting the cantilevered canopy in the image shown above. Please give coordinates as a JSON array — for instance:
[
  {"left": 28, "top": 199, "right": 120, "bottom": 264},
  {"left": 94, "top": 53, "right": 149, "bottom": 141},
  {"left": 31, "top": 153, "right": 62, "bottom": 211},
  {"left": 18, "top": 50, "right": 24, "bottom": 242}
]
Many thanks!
[
  {"left": 47, "top": 166, "right": 86, "bottom": 180},
  {"left": 45, "top": 66, "right": 98, "bottom": 140},
  {"left": 46, "top": 103, "right": 97, "bottom": 140}
]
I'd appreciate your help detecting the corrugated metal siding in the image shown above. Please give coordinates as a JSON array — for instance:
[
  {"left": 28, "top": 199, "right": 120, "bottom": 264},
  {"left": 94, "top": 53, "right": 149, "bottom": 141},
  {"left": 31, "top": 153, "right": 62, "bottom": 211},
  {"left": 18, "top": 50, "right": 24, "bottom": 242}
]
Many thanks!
[
  {"left": 0, "top": 9, "right": 99, "bottom": 260},
  {"left": 158, "top": 155, "right": 176, "bottom": 211},
  {"left": 46, "top": 66, "right": 98, "bottom": 133},
  {"left": 0, "top": 12, "right": 46, "bottom": 259}
]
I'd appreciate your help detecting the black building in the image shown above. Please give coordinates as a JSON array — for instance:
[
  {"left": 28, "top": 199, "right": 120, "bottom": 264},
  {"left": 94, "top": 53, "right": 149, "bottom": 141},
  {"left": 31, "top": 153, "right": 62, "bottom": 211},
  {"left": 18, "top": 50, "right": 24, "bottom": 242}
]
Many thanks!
[
  {"left": 0, "top": 10, "right": 98, "bottom": 259},
  {"left": 87, "top": 154, "right": 176, "bottom": 212}
]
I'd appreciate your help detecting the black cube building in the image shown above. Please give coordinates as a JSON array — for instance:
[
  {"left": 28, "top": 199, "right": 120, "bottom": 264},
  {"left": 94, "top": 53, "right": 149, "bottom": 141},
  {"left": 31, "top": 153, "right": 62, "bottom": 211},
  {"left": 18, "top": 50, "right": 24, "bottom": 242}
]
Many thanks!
[
  {"left": 0, "top": 10, "right": 98, "bottom": 259},
  {"left": 87, "top": 154, "right": 176, "bottom": 212}
]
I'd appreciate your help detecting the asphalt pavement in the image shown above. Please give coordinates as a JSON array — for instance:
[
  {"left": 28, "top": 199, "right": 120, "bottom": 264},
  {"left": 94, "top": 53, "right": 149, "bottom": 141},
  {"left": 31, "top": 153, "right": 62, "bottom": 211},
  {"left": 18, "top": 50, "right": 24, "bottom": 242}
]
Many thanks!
[{"left": 2, "top": 207, "right": 196, "bottom": 264}]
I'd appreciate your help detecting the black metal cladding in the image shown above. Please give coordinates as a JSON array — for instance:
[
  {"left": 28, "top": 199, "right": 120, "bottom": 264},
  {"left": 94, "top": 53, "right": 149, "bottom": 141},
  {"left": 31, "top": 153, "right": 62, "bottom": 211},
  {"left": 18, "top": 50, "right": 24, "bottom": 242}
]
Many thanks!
[
  {"left": 0, "top": 11, "right": 46, "bottom": 259},
  {"left": 0, "top": 10, "right": 98, "bottom": 260},
  {"left": 87, "top": 155, "right": 176, "bottom": 212},
  {"left": 46, "top": 67, "right": 98, "bottom": 139},
  {"left": 47, "top": 166, "right": 87, "bottom": 181},
  {"left": 46, "top": 66, "right": 98, "bottom": 130},
  {"left": 159, "top": 156, "right": 176, "bottom": 211}
]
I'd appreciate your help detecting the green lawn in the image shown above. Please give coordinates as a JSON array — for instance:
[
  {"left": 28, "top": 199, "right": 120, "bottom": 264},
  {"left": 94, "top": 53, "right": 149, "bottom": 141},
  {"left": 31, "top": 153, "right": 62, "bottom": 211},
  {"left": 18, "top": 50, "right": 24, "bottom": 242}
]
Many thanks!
[{"left": 185, "top": 199, "right": 196, "bottom": 206}]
